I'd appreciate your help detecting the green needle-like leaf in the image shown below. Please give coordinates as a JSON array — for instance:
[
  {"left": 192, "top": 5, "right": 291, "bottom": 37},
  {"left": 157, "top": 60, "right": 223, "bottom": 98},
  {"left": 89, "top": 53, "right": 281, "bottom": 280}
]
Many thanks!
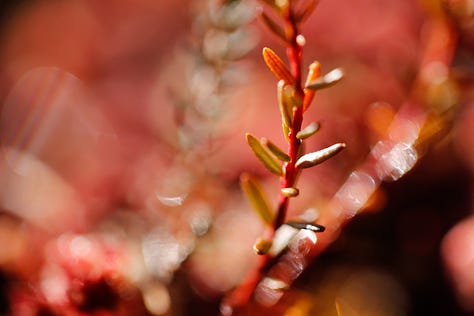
[
  {"left": 240, "top": 174, "right": 274, "bottom": 225},
  {"left": 246, "top": 133, "right": 283, "bottom": 176},
  {"left": 295, "top": 143, "right": 346, "bottom": 169}
]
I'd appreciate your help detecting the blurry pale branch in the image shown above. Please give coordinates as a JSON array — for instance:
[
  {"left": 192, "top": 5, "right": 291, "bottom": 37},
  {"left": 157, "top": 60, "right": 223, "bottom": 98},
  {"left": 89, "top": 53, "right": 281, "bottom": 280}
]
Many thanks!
[
  {"left": 145, "top": 0, "right": 258, "bottom": 313},
  {"left": 163, "top": 4, "right": 258, "bottom": 217},
  {"left": 160, "top": 0, "right": 258, "bottom": 232},
  {"left": 168, "top": 0, "right": 257, "bottom": 152}
]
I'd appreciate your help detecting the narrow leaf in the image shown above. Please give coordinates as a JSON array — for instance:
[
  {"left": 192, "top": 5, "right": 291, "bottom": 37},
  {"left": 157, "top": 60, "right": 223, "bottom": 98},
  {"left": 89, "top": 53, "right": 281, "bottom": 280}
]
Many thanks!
[
  {"left": 278, "top": 80, "right": 293, "bottom": 128},
  {"left": 246, "top": 133, "right": 283, "bottom": 176},
  {"left": 296, "top": 122, "right": 320, "bottom": 139},
  {"left": 262, "top": 47, "right": 294, "bottom": 84},
  {"left": 306, "top": 68, "right": 344, "bottom": 90},
  {"left": 297, "top": 139, "right": 306, "bottom": 160},
  {"left": 261, "top": 12, "right": 288, "bottom": 43},
  {"left": 305, "top": 61, "right": 321, "bottom": 87},
  {"left": 302, "top": 61, "right": 321, "bottom": 111},
  {"left": 282, "top": 122, "right": 290, "bottom": 142},
  {"left": 295, "top": 143, "right": 346, "bottom": 169},
  {"left": 262, "top": 137, "right": 290, "bottom": 161},
  {"left": 240, "top": 174, "right": 274, "bottom": 225},
  {"left": 295, "top": 0, "right": 318, "bottom": 22},
  {"left": 281, "top": 187, "right": 299, "bottom": 197}
]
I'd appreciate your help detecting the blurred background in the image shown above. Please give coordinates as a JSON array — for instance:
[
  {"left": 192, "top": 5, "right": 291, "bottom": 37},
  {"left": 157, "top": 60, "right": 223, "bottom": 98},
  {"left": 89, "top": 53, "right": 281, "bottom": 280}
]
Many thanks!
[{"left": 0, "top": 0, "right": 474, "bottom": 315}]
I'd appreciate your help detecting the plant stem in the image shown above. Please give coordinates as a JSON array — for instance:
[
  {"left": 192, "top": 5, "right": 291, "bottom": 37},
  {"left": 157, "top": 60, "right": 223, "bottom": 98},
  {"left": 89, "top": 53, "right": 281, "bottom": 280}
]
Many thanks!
[{"left": 274, "top": 7, "right": 304, "bottom": 230}]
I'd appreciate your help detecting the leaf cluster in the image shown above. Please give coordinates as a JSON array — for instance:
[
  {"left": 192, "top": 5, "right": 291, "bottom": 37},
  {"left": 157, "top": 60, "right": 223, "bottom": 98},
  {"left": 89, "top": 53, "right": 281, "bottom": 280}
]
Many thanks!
[{"left": 240, "top": 0, "right": 346, "bottom": 249}]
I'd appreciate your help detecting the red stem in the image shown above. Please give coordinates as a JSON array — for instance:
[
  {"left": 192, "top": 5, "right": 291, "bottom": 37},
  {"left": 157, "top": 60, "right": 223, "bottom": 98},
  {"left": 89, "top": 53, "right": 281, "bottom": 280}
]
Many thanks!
[{"left": 274, "top": 7, "right": 304, "bottom": 230}]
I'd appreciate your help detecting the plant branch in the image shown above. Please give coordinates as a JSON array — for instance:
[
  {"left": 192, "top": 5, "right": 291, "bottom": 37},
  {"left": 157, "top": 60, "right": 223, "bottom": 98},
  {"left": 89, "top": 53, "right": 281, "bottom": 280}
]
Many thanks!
[{"left": 221, "top": 1, "right": 346, "bottom": 314}]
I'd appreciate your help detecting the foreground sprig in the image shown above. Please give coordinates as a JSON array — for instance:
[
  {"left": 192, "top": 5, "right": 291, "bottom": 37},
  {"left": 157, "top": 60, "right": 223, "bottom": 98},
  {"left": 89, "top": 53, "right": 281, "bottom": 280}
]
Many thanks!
[
  {"left": 244, "top": 0, "right": 345, "bottom": 241},
  {"left": 221, "top": 0, "right": 346, "bottom": 314}
]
